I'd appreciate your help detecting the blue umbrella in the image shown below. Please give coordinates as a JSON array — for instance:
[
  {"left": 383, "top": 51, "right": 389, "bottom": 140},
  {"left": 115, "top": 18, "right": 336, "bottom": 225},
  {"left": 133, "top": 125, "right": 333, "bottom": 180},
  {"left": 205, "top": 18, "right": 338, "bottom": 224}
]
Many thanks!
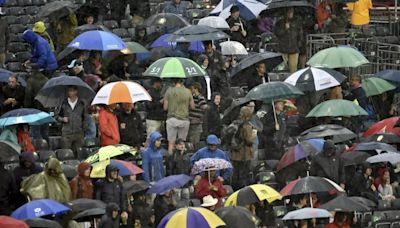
[
  {"left": 305, "top": 138, "right": 325, "bottom": 152},
  {"left": 12, "top": 199, "right": 70, "bottom": 220},
  {"left": 150, "top": 34, "right": 205, "bottom": 53},
  {"left": 147, "top": 174, "right": 192, "bottom": 194},
  {"left": 0, "top": 68, "right": 27, "bottom": 87},
  {"left": 374, "top": 70, "right": 400, "bottom": 83},
  {"left": 0, "top": 108, "right": 55, "bottom": 128},
  {"left": 67, "top": 31, "right": 126, "bottom": 51}
]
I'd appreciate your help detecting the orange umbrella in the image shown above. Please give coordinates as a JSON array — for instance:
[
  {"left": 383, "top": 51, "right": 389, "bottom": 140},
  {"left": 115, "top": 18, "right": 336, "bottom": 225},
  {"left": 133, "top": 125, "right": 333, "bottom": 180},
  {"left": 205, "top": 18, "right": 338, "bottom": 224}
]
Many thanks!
[{"left": 91, "top": 81, "right": 152, "bottom": 105}]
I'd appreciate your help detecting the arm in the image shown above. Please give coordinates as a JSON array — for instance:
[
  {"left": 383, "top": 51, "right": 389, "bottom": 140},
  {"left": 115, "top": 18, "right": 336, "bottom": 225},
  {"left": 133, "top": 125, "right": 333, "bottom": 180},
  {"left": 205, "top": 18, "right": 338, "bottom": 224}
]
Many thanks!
[
  {"left": 142, "top": 151, "right": 150, "bottom": 182},
  {"left": 346, "top": 3, "right": 354, "bottom": 11},
  {"left": 69, "top": 179, "right": 78, "bottom": 199},
  {"left": 189, "top": 93, "right": 195, "bottom": 110},
  {"left": 195, "top": 179, "right": 209, "bottom": 199},
  {"left": 190, "top": 151, "right": 201, "bottom": 165},
  {"left": 163, "top": 89, "right": 169, "bottom": 111},
  {"left": 215, "top": 181, "right": 227, "bottom": 197},
  {"left": 98, "top": 111, "right": 114, "bottom": 137},
  {"left": 34, "top": 42, "right": 48, "bottom": 67}
]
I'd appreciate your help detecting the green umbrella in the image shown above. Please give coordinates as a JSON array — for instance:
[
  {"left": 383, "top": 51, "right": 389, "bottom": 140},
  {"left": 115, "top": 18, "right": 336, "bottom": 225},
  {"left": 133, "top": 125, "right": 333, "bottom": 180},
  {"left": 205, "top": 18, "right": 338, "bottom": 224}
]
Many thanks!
[
  {"left": 307, "top": 46, "right": 369, "bottom": 68},
  {"left": 123, "top": 42, "right": 149, "bottom": 54},
  {"left": 306, "top": 99, "right": 368, "bottom": 117},
  {"left": 245, "top": 81, "right": 304, "bottom": 103},
  {"left": 143, "top": 57, "right": 206, "bottom": 78},
  {"left": 362, "top": 77, "right": 396, "bottom": 97}
]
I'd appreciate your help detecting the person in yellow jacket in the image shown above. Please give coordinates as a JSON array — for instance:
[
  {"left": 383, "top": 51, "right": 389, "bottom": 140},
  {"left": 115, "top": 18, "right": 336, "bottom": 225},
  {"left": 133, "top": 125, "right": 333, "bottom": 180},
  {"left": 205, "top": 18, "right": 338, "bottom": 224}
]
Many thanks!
[
  {"left": 32, "top": 21, "right": 55, "bottom": 52},
  {"left": 347, "top": 0, "right": 373, "bottom": 27}
]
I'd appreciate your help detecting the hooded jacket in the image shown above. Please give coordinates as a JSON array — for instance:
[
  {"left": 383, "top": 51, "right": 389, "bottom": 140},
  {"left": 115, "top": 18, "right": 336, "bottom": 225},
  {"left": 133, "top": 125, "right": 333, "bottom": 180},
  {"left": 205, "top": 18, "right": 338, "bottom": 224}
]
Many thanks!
[
  {"left": 95, "top": 165, "right": 126, "bottom": 212},
  {"left": 274, "top": 17, "right": 303, "bottom": 54},
  {"left": 100, "top": 202, "right": 120, "bottom": 228},
  {"left": 99, "top": 107, "right": 120, "bottom": 146},
  {"left": 13, "top": 153, "right": 42, "bottom": 187},
  {"left": 0, "top": 165, "right": 17, "bottom": 215},
  {"left": 69, "top": 162, "right": 93, "bottom": 199},
  {"left": 22, "top": 30, "right": 58, "bottom": 71},
  {"left": 142, "top": 131, "right": 165, "bottom": 182},
  {"left": 116, "top": 109, "right": 145, "bottom": 148}
]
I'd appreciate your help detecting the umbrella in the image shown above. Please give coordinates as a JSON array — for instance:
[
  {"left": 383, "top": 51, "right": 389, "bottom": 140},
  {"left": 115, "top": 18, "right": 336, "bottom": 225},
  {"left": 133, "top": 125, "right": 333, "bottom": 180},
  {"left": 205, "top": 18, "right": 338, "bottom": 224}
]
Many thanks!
[
  {"left": 282, "top": 208, "right": 332, "bottom": 220},
  {"left": 191, "top": 158, "right": 233, "bottom": 175},
  {"left": 320, "top": 195, "right": 370, "bottom": 212},
  {"left": 350, "top": 196, "right": 376, "bottom": 208},
  {"left": 67, "top": 31, "right": 126, "bottom": 51},
  {"left": 143, "top": 57, "right": 206, "bottom": 78},
  {"left": 123, "top": 180, "right": 150, "bottom": 194},
  {"left": 363, "top": 117, "right": 400, "bottom": 138},
  {"left": 24, "top": 218, "right": 63, "bottom": 228},
  {"left": 158, "top": 207, "right": 225, "bottom": 228},
  {"left": 73, "top": 208, "right": 105, "bottom": 221},
  {"left": 197, "top": 16, "right": 230, "bottom": 29},
  {"left": 215, "top": 206, "right": 259, "bottom": 228},
  {"left": 280, "top": 176, "right": 345, "bottom": 196},
  {"left": 300, "top": 124, "right": 357, "bottom": 143},
  {"left": 61, "top": 164, "right": 77, "bottom": 179},
  {"left": 38, "top": 1, "right": 77, "bottom": 19},
  {"left": 35, "top": 75, "right": 95, "bottom": 108},
  {"left": 224, "top": 184, "right": 282, "bottom": 206},
  {"left": 144, "top": 13, "right": 190, "bottom": 33},
  {"left": 277, "top": 139, "right": 324, "bottom": 171},
  {"left": 90, "top": 159, "right": 144, "bottom": 178},
  {"left": 147, "top": 174, "right": 192, "bottom": 194},
  {"left": 85, "top": 144, "right": 137, "bottom": 164},
  {"left": 341, "top": 151, "right": 371, "bottom": 166},
  {"left": 210, "top": 0, "right": 268, "bottom": 20},
  {"left": 362, "top": 77, "right": 396, "bottom": 97},
  {"left": 367, "top": 152, "right": 400, "bottom": 165},
  {"left": 12, "top": 199, "right": 70, "bottom": 220},
  {"left": 75, "top": 24, "right": 109, "bottom": 35},
  {"left": 374, "top": 69, "right": 400, "bottom": 83},
  {"left": 220, "top": 41, "right": 248, "bottom": 55},
  {"left": 0, "top": 216, "right": 28, "bottom": 228},
  {"left": 230, "top": 52, "right": 283, "bottom": 78},
  {"left": 352, "top": 142, "right": 397, "bottom": 153},
  {"left": 366, "top": 133, "right": 400, "bottom": 144},
  {"left": 149, "top": 34, "right": 205, "bottom": 53},
  {"left": 307, "top": 46, "right": 369, "bottom": 68},
  {"left": 0, "top": 108, "right": 55, "bottom": 128},
  {"left": 284, "top": 67, "right": 346, "bottom": 92},
  {"left": 166, "top": 25, "right": 229, "bottom": 42},
  {"left": 0, "top": 140, "right": 21, "bottom": 161},
  {"left": 56, "top": 47, "right": 77, "bottom": 61},
  {"left": 91, "top": 81, "right": 152, "bottom": 105},
  {"left": 245, "top": 81, "right": 304, "bottom": 103},
  {"left": 0, "top": 69, "right": 26, "bottom": 86},
  {"left": 264, "top": 0, "right": 314, "bottom": 10},
  {"left": 306, "top": 99, "right": 368, "bottom": 117},
  {"left": 123, "top": 42, "right": 149, "bottom": 54},
  {"left": 68, "top": 199, "right": 106, "bottom": 213}
]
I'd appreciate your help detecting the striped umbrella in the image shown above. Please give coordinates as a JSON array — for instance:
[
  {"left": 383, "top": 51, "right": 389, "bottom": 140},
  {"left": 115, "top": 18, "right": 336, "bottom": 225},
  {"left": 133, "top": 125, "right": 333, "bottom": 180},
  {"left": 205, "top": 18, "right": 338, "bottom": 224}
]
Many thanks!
[
  {"left": 280, "top": 176, "right": 345, "bottom": 196},
  {"left": 210, "top": 0, "right": 268, "bottom": 20},
  {"left": 91, "top": 81, "right": 152, "bottom": 105},
  {"left": 90, "top": 159, "right": 144, "bottom": 178},
  {"left": 224, "top": 184, "right": 282, "bottom": 206},
  {"left": 143, "top": 57, "right": 206, "bottom": 78},
  {"left": 158, "top": 207, "right": 225, "bottom": 228}
]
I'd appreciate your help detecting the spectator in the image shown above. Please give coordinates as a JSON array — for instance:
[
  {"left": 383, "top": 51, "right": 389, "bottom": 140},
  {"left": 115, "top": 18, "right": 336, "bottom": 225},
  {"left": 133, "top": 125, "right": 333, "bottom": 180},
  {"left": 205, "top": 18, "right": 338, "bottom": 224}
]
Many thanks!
[
  {"left": 274, "top": 7, "right": 303, "bottom": 73},
  {"left": 188, "top": 83, "right": 207, "bottom": 146},
  {"left": 200, "top": 195, "right": 218, "bottom": 212},
  {"left": 99, "top": 104, "right": 120, "bottom": 146},
  {"left": 347, "top": 0, "right": 373, "bottom": 28},
  {"left": 205, "top": 93, "right": 223, "bottom": 137},
  {"left": 69, "top": 162, "right": 93, "bottom": 199},
  {"left": 378, "top": 171, "right": 396, "bottom": 201},
  {"left": 84, "top": 14, "right": 95, "bottom": 25},
  {"left": 247, "top": 62, "right": 268, "bottom": 91},
  {"left": 287, "top": 194, "right": 308, "bottom": 211},
  {"left": 17, "top": 125, "right": 35, "bottom": 152},
  {"left": 116, "top": 103, "right": 145, "bottom": 149},
  {"left": 164, "top": 79, "right": 195, "bottom": 153},
  {"left": 195, "top": 166, "right": 227, "bottom": 209},
  {"left": 204, "top": 41, "right": 224, "bottom": 73},
  {"left": 328, "top": 85, "right": 343, "bottom": 100},
  {"left": 1, "top": 75, "right": 25, "bottom": 112},
  {"left": 99, "top": 202, "right": 120, "bottom": 228},
  {"left": 154, "top": 191, "right": 176, "bottom": 226},
  {"left": 214, "top": 57, "right": 231, "bottom": 99},
  {"left": 194, "top": 55, "right": 214, "bottom": 100},
  {"left": 22, "top": 30, "right": 58, "bottom": 77},
  {"left": 325, "top": 3, "right": 348, "bottom": 33},
  {"left": 32, "top": 21, "right": 55, "bottom": 52},
  {"left": 68, "top": 60, "right": 85, "bottom": 79},
  {"left": 0, "top": 162, "right": 17, "bottom": 215},
  {"left": 226, "top": 6, "right": 247, "bottom": 44},
  {"left": 142, "top": 131, "right": 165, "bottom": 182},
  {"left": 163, "top": 0, "right": 188, "bottom": 19},
  {"left": 166, "top": 138, "right": 190, "bottom": 176},
  {"left": 128, "top": 194, "right": 154, "bottom": 228},
  {"left": 0, "top": 10, "right": 8, "bottom": 67},
  {"left": 145, "top": 78, "right": 166, "bottom": 144},
  {"left": 349, "top": 163, "right": 378, "bottom": 202},
  {"left": 24, "top": 68, "right": 48, "bottom": 109},
  {"left": 53, "top": 12, "right": 78, "bottom": 53},
  {"left": 135, "top": 26, "right": 149, "bottom": 46},
  {"left": 57, "top": 86, "right": 87, "bottom": 153},
  {"left": 325, "top": 212, "right": 350, "bottom": 228},
  {"left": 0, "top": 126, "right": 18, "bottom": 145},
  {"left": 257, "top": 16, "right": 274, "bottom": 34},
  {"left": 345, "top": 75, "right": 369, "bottom": 110}
]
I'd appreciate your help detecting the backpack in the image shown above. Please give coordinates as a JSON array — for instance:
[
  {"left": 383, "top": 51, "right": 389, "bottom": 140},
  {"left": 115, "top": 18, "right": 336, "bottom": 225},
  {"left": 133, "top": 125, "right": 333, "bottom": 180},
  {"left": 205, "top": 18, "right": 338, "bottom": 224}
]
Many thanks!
[{"left": 222, "top": 120, "right": 243, "bottom": 151}]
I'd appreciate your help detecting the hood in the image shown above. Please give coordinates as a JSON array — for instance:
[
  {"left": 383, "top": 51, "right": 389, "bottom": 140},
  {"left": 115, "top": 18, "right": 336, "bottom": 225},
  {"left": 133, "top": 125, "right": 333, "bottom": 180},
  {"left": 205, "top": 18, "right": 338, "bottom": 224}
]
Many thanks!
[
  {"left": 78, "top": 162, "right": 91, "bottom": 177},
  {"left": 239, "top": 106, "right": 253, "bottom": 121},
  {"left": 44, "top": 158, "right": 63, "bottom": 176},
  {"left": 23, "top": 30, "right": 38, "bottom": 44},
  {"left": 322, "top": 140, "right": 336, "bottom": 157},
  {"left": 20, "top": 152, "right": 36, "bottom": 165},
  {"left": 196, "top": 54, "right": 208, "bottom": 65},
  {"left": 105, "top": 202, "right": 120, "bottom": 217},
  {"left": 206, "top": 134, "right": 220, "bottom": 145},
  {"left": 33, "top": 21, "right": 46, "bottom": 34},
  {"left": 149, "top": 131, "right": 163, "bottom": 150},
  {"left": 105, "top": 164, "right": 119, "bottom": 177}
]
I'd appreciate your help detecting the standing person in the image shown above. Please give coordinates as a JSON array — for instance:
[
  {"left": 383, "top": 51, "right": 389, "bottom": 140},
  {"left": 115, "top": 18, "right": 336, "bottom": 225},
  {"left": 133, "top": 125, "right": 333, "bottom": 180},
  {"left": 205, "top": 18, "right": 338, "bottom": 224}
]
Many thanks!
[
  {"left": 32, "top": 21, "right": 55, "bottom": 52},
  {"left": 204, "top": 41, "right": 224, "bottom": 73},
  {"left": 274, "top": 7, "right": 303, "bottom": 73},
  {"left": 99, "top": 104, "right": 120, "bottom": 146},
  {"left": 117, "top": 103, "right": 145, "bottom": 150},
  {"left": 214, "top": 57, "right": 231, "bottom": 99},
  {"left": 195, "top": 55, "right": 214, "bottom": 100},
  {"left": 345, "top": 75, "right": 369, "bottom": 110},
  {"left": 142, "top": 131, "right": 165, "bottom": 182},
  {"left": 247, "top": 62, "right": 268, "bottom": 91},
  {"left": 0, "top": 162, "right": 17, "bottom": 215},
  {"left": 262, "top": 100, "right": 288, "bottom": 156},
  {"left": 1, "top": 75, "right": 25, "bottom": 113},
  {"left": 226, "top": 5, "right": 247, "bottom": 44},
  {"left": 195, "top": 167, "right": 227, "bottom": 209},
  {"left": 153, "top": 191, "right": 176, "bottom": 226},
  {"left": 205, "top": 93, "right": 223, "bottom": 137},
  {"left": 188, "top": 83, "right": 207, "bottom": 146},
  {"left": 99, "top": 203, "right": 120, "bottom": 228},
  {"left": 145, "top": 78, "right": 166, "bottom": 144},
  {"left": 166, "top": 139, "right": 191, "bottom": 176},
  {"left": 0, "top": 10, "right": 8, "bottom": 68},
  {"left": 349, "top": 163, "right": 378, "bottom": 201},
  {"left": 347, "top": 0, "right": 373, "bottom": 29},
  {"left": 53, "top": 11, "right": 78, "bottom": 53},
  {"left": 378, "top": 171, "right": 396, "bottom": 201},
  {"left": 69, "top": 162, "right": 93, "bottom": 199},
  {"left": 164, "top": 79, "right": 195, "bottom": 153},
  {"left": 163, "top": 0, "right": 188, "bottom": 19}
]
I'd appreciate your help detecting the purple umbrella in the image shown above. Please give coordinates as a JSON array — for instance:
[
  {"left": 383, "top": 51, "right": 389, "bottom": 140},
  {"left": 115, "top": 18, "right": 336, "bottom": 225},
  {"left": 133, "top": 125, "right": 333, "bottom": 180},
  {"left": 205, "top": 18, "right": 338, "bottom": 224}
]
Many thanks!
[{"left": 147, "top": 174, "right": 192, "bottom": 194}]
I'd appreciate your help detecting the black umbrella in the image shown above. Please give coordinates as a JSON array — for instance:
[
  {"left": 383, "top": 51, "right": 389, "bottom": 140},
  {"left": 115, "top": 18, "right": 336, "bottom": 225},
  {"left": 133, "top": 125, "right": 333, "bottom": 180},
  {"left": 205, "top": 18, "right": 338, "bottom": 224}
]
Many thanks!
[
  {"left": 350, "top": 196, "right": 377, "bottom": 208},
  {"left": 35, "top": 75, "right": 95, "bottom": 108},
  {"left": 68, "top": 199, "right": 106, "bottom": 213},
  {"left": 167, "top": 25, "right": 229, "bottom": 42},
  {"left": 38, "top": 1, "right": 78, "bottom": 19},
  {"left": 25, "top": 218, "right": 63, "bottom": 228},
  {"left": 341, "top": 151, "right": 370, "bottom": 166},
  {"left": 215, "top": 206, "right": 259, "bottom": 228},
  {"left": 320, "top": 195, "right": 370, "bottom": 212},
  {"left": 0, "top": 140, "right": 21, "bottom": 161},
  {"left": 56, "top": 47, "right": 77, "bottom": 61},
  {"left": 73, "top": 208, "right": 105, "bottom": 221},
  {"left": 300, "top": 124, "right": 357, "bottom": 143},
  {"left": 144, "top": 13, "right": 190, "bottom": 34},
  {"left": 123, "top": 180, "right": 150, "bottom": 195},
  {"left": 366, "top": 133, "right": 400, "bottom": 144},
  {"left": 222, "top": 97, "right": 251, "bottom": 123},
  {"left": 61, "top": 164, "right": 77, "bottom": 179},
  {"left": 353, "top": 142, "right": 397, "bottom": 154},
  {"left": 75, "top": 24, "right": 110, "bottom": 35}
]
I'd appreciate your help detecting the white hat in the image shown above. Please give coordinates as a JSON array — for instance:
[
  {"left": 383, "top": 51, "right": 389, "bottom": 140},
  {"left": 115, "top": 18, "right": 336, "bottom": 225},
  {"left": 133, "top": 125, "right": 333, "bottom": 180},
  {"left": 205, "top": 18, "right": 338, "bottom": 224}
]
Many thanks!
[{"left": 201, "top": 195, "right": 218, "bottom": 207}]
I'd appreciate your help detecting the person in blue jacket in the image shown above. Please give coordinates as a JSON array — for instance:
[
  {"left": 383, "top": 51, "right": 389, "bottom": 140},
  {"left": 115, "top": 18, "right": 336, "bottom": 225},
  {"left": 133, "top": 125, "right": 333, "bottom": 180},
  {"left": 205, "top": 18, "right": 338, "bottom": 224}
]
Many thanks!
[
  {"left": 142, "top": 131, "right": 166, "bottom": 182},
  {"left": 22, "top": 30, "right": 58, "bottom": 77},
  {"left": 190, "top": 134, "right": 233, "bottom": 182}
]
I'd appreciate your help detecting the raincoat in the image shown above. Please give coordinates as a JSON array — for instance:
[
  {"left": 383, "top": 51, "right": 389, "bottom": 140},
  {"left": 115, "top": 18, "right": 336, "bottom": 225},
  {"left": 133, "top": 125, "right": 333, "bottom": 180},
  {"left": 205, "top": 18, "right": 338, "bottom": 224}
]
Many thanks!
[
  {"left": 99, "top": 107, "right": 120, "bottom": 146},
  {"left": 95, "top": 165, "right": 126, "bottom": 211},
  {"left": 99, "top": 202, "right": 120, "bottom": 228},
  {"left": 21, "top": 158, "right": 72, "bottom": 203},
  {"left": 190, "top": 146, "right": 233, "bottom": 180},
  {"left": 22, "top": 30, "right": 58, "bottom": 70},
  {"left": 142, "top": 131, "right": 165, "bottom": 182},
  {"left": 195, "top": 175, "right": 226, "bottom": 208},
  {"left": 347, "top": 0, "right": 373, "bottom": 26},
  {"left": 69, "top": 162, "right": 93, "bottom": 199}
]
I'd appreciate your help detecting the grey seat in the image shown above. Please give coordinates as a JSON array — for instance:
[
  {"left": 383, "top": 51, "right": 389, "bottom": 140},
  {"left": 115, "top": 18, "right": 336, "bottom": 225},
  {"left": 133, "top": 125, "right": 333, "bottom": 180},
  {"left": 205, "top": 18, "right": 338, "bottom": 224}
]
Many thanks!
[
  {"left": 5, "top": 15, "right": 19, "bottom": 24},
  {"left": 9, "top": 24, "right": 26, "bottom": 34},
  {"left": 48, "top": 136, "right": 62, "bottom": 150},
  {"left": 103, "top": 20, "right": 119, "bottom": 30},
  {"left": 18, "top": 0, "right": 33, "bottom": 6},
  {"left": 112, "top": 28, "right": 129, "bottom": 38},
  {"left": 127, "top": 28, "right": 136, "bottom": 38},
  {"left": 6, "top": 7, "right": 25, "bottom": 16},
  {"left": 38, "top": 150, "right": 56, "bottom": 162},
  {"left": 6, "top": 62, "right": 22, "bottom": 71},
  {"left": 24, "top": 6, "right": 39, "bottom": 15},
  {"left": 16, "top": 51, "right": 32, "bottom": 62},
  {"left": 32, "top": 139, "right": 49, "bottom": 151},
  {"left": 18, "top": 15, "right": 34, "bottom": 25},
  {"left": 5, "top": 0, "right": 18, "bottom": 6},
  {"left": 120, "top": 19, "right": 132, "bottom": 29},
  {"left": 55, "top": 148, "right": 75, "bottom": 161}
]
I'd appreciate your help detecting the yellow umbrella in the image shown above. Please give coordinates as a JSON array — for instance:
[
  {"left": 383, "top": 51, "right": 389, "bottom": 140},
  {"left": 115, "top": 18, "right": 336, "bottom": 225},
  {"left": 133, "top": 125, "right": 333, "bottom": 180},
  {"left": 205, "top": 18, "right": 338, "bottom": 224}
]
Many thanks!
[
  {"left": 85, "top": 144, "right": 137, "bottom": 164},
  {"left": 159, "top": 207, "right": 225, "bottom": 228},
  {"left": 224, "top": 184, "right": 282, "bottom": 207},
  {"left": 90, "top": 159, "right": 143, "bottom": 178}
]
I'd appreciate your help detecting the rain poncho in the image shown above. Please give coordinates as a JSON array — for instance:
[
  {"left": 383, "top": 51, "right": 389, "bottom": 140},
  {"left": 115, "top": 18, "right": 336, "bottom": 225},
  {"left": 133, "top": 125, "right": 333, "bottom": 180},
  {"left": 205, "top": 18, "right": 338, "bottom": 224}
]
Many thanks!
[
  {"left": 21, "top": 158, "right": 72, "bottom": 203},
  {"left": 142, "top": 132, "right": 165, "bottom": 182}
]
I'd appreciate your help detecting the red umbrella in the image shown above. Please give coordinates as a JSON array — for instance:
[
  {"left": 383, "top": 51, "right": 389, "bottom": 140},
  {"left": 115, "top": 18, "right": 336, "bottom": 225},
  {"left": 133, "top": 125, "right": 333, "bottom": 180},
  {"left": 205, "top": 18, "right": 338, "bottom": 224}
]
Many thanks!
[
  {"left": 280, "top": 176, "right": 344, "bottom": 197},
  {"left": 363, "top": 117, "right": 400, "bottom": 138},
  {"left": 0, "top": 216, "right": 28, "bottom": 228}
]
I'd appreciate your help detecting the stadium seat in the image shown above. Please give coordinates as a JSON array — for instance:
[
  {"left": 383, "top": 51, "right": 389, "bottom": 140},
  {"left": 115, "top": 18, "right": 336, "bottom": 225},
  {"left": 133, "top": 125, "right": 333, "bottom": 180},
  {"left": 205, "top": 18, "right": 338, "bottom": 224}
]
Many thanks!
[
  {"left": 55, "top": 148, "right": 75, "bottom": 161},
  {"left": 9, "top": 24, "right": 26, "bottom": 34},
  {"left": 5, "top": 0, "right": 18, "bottom": 6},
  {"left": 6, "top": 62, "right": 22, "bottom": 71},
  {"left": 6, "top": 7, "right": 25, "bottom": 16},
  {"left": 77, "top": 147, "right": 91, "bottom": 160},
  {"left": 5, "top": 162, "right": 19, "bottom": 171},
  {"left": 31, "top": 0, "right": 46, "bottom": 5},
  {"left": 37, "top": 150, "right": 56, "bottom": 162},
  {"left": 18, "top": 0, "right": 33, "bottom": 6},
  {"left": 230, "top": 87, "right": 245, "bottom": 99},
  {"left": 5, "top": 15, "right": 19, "bottom": 24},
  {"left": 24, "top": 6, "right": 39, "bottom": 15},
  {"left": 103, "top": 20, "right": 119, "bottom": 30},
  {"left": 6, "top": 52, "right": 18, "bottom": 62},
  {"left": 127, "top": 28, "right": 136, "bottom": 38},
  {"left": 32, "top": 139, "right": 49, "bottom": 150},
  {"left": 62, "top": 159, "right": 80, "bottom": 167},
  {"left": 112, "top": 28, "right": 129, "bottom": 38},
  {"left": 16, "top": 51, "right": 32, "bottom": 62},
  {"left": 48, "top": 136, "right": 62, "bottom": 150},
  {"left": 9, "top": 42, "right": 28, "bottom": 53},
  {"left": 120, "top": 19, "right": 132, "bottom": 29},
  {"left": 9, "top": 33, "right": 22, "bottom": 42},
  {"left": 18, "top": 15, "right": 33, "bottom": 25}
]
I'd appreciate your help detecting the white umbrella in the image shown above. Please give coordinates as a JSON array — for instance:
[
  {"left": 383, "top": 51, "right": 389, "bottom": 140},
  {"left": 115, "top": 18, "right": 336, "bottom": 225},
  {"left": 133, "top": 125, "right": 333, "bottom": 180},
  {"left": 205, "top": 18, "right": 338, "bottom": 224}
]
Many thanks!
[
  {"left": 366, "top": 152, "right": 400, "bottom": 165},
  {"left": 282, "top": 208, "right": 332, "bottom": 220},
  {"left": 91, "top": 81, "right": 152, "bottom": 105},
  {"left": 220, "top": 41, "right": 248, "bottom": 56},
  {"left": 210, "top": 0, "right": 268, "bottom": 20},
  {"left": 198, "top": 16, "right": 230, "bottom": 30}
]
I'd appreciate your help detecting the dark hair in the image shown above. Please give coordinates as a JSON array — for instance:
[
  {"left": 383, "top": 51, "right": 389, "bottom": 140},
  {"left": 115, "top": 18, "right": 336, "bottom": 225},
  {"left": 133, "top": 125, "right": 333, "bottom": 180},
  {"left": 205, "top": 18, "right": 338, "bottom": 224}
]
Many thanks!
[
  {"left": 68, "top": 85, "right": 78, "bottom": 90},
  {"left": 175, "top": 138, "right": 185, "bottom": 145},
  {"left": 230, "top": 5, "right": 240, "bottom": 13},
  {"left": 190, "top": 82, "right": 202, "bottom": 91}
]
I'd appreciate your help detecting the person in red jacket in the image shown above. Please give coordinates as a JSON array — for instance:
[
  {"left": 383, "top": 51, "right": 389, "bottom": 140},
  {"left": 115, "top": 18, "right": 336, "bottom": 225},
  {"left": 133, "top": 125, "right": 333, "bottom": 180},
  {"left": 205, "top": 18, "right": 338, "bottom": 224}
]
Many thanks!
[
  {"left": 325, "top": 212, "right": 350, "bottom": 228},
  {"left": 69, "top": 162, "right": 93, "bottom": 199},
  {"left": 17, "top": 125, "right": 35, "bottom": 152},
  {"left": 195, "top": 166, "right": 226, "bottom": 208},
  {"left": 99, "top": 104, "right": 120, "bottom": 146}
]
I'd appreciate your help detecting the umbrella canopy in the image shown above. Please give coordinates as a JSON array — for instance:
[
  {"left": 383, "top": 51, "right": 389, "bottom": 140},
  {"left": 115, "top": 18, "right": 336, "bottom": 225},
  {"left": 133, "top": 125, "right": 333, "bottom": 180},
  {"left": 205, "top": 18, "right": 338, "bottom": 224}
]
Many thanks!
[
  {"left": 0, "top": 216, "right": 28, "bottom": 228},
  {"left": 300, "top": 124, "right": 357, "bottom": 143},
  {"left": 166, "top": 25, "right": 229, "bottom": 42},
  {"left": 68, "top": 199, "right": 106, "bottom": 213},
  {"left": 91, "top": 159, "right": 143, "bottom": 178},
  {"left": 191, "top": 158, "right": 233, "bottom": 175},
  {"left": 245, "top": 81, "right": 304, "bottom": 103},
  {"left": 38, "top": 1, "right": 77, "bottom": 19},
  {"left": 158, "top": 207, "right": 225, "bottom": 228},
  {"left": 362, "top": 77, "right": 396, "bottom": 97},
  {"left": 366, "top": 133, "right": 400, "bottom": 144},
  {"left": 0, "top": 140, "right": 21, "bottom": 161},
  {"left": 215, "top": 206, "right": 259, "bottom": 228},
  {"left": 307, "top": 46, "right": 369, "bottom": 68},
  {"left": 75, "top": 24, "right": 109, "bottom": 35},
  {"left": 144, "top": 13, "right": 190, "bottom": 33},
  {"left": 225, "top": 184, "right": 282, "bottom": 206},
  {"left": 341, "top": 151, "right": 371, "bottom": 166},
  {"left": 73, "top": 208, "right": 105, "bottom": 221},
  {"left": 350, "top": 196, "right": 376, "bottom": 208},
  {"left": 284, "top": 67, "right": 346, "bottom": 92},
  {"left": 210, "top": 0, "right": 268, "bottom": 20},
  {"left": 149, "top": 34, "right": 205, "bottom": 53},
  {"left": 306, "top": 99, "right": 368, "bottom": 117},
  {"left": 363, "top": 117, "right": 400, "bottom": 138},
  {"left": 230, "top": 52, "right": 283, "bottom": 77},
  {"left": 367, "top": 152, "right": 400, "bottom": 165},
  {"left": 24, "top": 218, "right": 63, "bottom": 228},
  {"left": 85, "top": 144, "right": 137, "bottom": 164},
  {"left": 67, "top": 31, "right": 126, "bottom": 51},
  {"left": 220, "top": 41, "right": 248, "bottom": 55},
  {"left": 197, "top": 16, "right": 230, "bottom": 29},
  {"left": 282, "top": 208, "right": 332, "bottom": 220},
  {"left": 12, "top": 199, "right": 70, "bottom": 220},
  {"left": 320, "top": 195, "right": 370, "bottom": 212},
  {"left": 35, "top": 75, "right": 95, "bottom": 108},
  {"left": 280, "top": 176, "right": 345, "bottom": 196},
  {"left": 123, "top": 180, "right": 150, "bottom": 195},
  {"left": 352, "top": 142, "right": 397, "bottom": 153},
  {"left": 0, "top": 108, "right": 55, "bottom": 128},
  {"left": 374, "top": 69, "right": 400, "bottom": 83},
  {"left": 91, "top": 81, "right": 152, "bottom": 105},
  {"left": 143, "top": 57, "right": 206, "bottom": 78},
  {"left": 264, "top": 0, "right": 314, "bottom": 10},
  {"left": 0, "top": 69, "right": 26, "bottom": 86},
  {"left": 147, "top": 174, "right": 192, "bottom": 194},
  {"left": 122, "top": 42, "right": 149, "bottom": 54}
]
